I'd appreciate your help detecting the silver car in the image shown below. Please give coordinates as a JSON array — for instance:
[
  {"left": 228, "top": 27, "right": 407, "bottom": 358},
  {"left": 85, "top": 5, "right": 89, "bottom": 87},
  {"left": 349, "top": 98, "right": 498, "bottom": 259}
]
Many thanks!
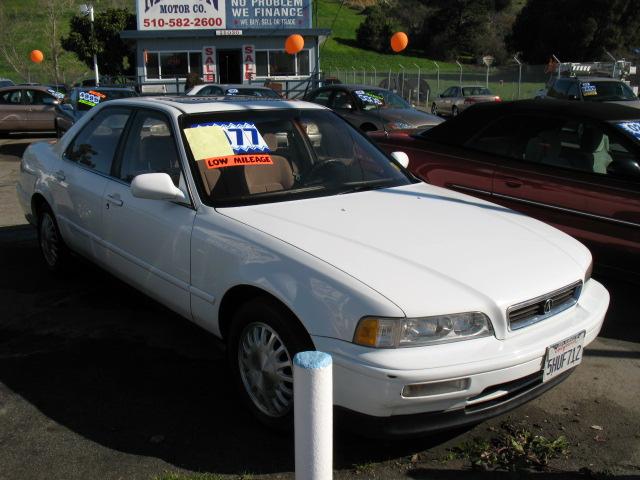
[
  {"left": 304, "top": 84, "right": 442, "bottom": 132},
  {"left": 431, "top": 85, "right": 501, "bottom": 117}
]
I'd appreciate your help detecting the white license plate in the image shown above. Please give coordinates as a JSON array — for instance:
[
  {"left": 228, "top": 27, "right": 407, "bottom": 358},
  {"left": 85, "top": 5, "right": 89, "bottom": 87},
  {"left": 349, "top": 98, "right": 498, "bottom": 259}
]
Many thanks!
[{"left": 543, "top": 330, "right": 586, "bottom": 382}]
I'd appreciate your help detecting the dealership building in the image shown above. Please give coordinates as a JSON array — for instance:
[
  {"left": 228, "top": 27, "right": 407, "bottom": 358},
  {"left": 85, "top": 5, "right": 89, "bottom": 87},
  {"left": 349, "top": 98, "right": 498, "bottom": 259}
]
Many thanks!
[{"left": 120, "top": 0, "right": 330, "bottom": 93}]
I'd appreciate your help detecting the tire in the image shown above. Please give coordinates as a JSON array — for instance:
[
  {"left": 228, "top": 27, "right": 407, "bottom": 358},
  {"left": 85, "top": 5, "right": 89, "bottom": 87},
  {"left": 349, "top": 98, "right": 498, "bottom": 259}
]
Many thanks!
[
  {"left": 37, "top": 205, "right": 70, "bottom": 272},
  {"left": 431, "top": 103, "right": 438, "bottom": 115},
  {"left": 227, "top": 296, "right": 314, "bottom": 430},
  {"left": 55, "top": 121, "right": 64, "bottom": 139},
  {"left": 452, "top": 106, "right": 459, "bottom": 117}
]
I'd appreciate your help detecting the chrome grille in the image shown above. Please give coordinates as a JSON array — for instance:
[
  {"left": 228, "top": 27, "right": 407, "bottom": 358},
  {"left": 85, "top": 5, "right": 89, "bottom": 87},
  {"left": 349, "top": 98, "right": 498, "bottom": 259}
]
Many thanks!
[{"left": 507, "top": 281, "right": 583, "bottom": 330}]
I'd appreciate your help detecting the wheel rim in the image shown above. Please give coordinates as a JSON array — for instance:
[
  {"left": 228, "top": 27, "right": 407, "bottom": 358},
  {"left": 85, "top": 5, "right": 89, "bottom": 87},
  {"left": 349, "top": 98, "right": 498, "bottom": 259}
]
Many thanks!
[
  {"left": 432, "top": 104, "right": 437, "bottom": 114},
  {"left": 452, "top": 107, "right": 458, "bottom": 116},
  {"left": 238, "top": 322, "right": 294, "bottom": 418},
  {"left": 40, "top": 213, "right": 59, "bottom": 267}
]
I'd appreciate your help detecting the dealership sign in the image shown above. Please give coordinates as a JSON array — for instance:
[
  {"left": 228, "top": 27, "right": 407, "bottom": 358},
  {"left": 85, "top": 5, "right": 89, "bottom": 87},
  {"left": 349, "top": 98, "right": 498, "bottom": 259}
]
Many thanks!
[{"left": 137, "top": 0, "right": 311, "bottom": 31}]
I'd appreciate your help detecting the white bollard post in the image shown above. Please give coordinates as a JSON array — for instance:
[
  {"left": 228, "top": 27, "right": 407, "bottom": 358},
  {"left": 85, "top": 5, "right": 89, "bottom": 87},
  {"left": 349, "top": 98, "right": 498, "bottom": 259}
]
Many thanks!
[{"left": 294, "top": 351, "right": 333, "bottom": 480}]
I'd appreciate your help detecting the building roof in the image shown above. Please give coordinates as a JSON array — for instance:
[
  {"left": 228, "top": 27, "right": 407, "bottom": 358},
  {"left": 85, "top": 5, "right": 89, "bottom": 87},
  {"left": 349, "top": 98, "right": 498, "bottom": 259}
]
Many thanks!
[{"left": 120, "top": 28, "right": 331, "bottom": 40}]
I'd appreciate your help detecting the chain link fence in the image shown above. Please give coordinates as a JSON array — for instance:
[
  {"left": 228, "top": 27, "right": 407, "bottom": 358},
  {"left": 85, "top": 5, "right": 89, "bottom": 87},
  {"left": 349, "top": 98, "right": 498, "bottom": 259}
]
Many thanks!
[{"left": 324, "top": 64, "right": 551, "bottom": 109}]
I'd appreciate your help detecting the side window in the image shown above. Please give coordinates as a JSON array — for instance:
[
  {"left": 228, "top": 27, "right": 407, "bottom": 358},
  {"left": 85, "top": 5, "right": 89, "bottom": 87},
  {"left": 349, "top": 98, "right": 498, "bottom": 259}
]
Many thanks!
[
  {"left": 567, "top": 82, "right": 579, "bottom": 99},
  {"left": 66, "top": 108, "right": 130, "bottom": 175},
  {"left": 519, "top": 117, "right": 625, "bottom": 176},
  {"left": 441, "top": 87, "right": 453, "bottom": 97},
  {"left": 452, "top": 87, "right": 460, "bottom": 97},
  {"left": 118, "top": 111, "right": 182, "bottom": 187},
  {"left": 25, "top": 90, "right": 54, "bottom": 105},
  {"left": 330, "top": 91, "right": 353, "bottom": 109},
  {"left": 310, "top": 89, "right": 331, "bottom": 106},
  {"left": 465, "top": 115, "right": 523, "bottom": 157},
  {"left": 0, "top": 89, "right": 22, "bottom": 104},
  {"left": 547, "top": 79, "right": 571, "bottom": 99}
]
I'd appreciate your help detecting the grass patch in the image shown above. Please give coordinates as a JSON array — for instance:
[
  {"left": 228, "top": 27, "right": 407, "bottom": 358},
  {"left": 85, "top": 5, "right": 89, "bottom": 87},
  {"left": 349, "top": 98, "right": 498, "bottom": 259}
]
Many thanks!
[{"left": 451, "top": 421, "right": 570, "bottom": 472}]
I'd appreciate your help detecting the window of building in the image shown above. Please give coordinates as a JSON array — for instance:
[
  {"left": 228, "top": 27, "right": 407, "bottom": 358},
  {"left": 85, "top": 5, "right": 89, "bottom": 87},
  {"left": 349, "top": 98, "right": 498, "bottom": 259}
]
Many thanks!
[
  {"left": 254, "top": 50, "right": 311, "bottom": 77},
  {"left": 145, "top": 51, "right": 202, "bottom": 80}
]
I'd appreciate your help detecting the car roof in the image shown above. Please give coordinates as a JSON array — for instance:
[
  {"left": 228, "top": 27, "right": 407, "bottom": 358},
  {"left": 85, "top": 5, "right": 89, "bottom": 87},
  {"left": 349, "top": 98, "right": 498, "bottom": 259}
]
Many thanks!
[
  {"left": 567, "top": 77, "right": 624, "bottom": 82},
  {"left": 423, "top": 99, "right": 640, "bottom": 144},
  {"left": 105, "top": 95, "right": 326, "bottom": 114},
  {"left": 0, "top": 85, "right": 58, "bottom": 93},
  {"left": 469, "top": 99, "right": 640, "bottom": 121}
]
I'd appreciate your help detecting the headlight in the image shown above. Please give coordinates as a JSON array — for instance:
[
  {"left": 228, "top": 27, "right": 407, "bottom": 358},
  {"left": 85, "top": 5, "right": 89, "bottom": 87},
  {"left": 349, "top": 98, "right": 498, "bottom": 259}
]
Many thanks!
[
  {"left": 386, "top": 121, "right": 412, "bottom": 130},
  {"left": 353, "top": 312, "right": 493, "bottom": 348}
]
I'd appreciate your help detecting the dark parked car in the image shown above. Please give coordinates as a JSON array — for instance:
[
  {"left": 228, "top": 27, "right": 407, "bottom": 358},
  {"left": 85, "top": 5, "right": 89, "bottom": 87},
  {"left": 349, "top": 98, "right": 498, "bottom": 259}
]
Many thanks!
[
  {"left": 186, "top": 83, "right": 281, "bottom": 98},
  {"left": 370, "top": 100, "right": 640, "bottom": 278},
  {"left": 304, "top": 84, "right": 442, "bottom": 132},
  {"left": 537, "top": 76, "right": 640, "bottom": 108},
  {"left": 0, "top": 78, "right": 14, "bottom": 88},
  {"left": 0, "top": 85, "right": 61, "bottom": 135},
  {"left": 55, "top": 86, "right": 137, "bottom": 137}
]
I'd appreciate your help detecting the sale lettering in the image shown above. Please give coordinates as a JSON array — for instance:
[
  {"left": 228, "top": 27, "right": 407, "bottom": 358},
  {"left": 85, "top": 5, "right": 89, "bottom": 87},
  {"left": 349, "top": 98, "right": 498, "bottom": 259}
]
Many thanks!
[{"left": 205, "top": 154, "right": 273, "bottom": 169}]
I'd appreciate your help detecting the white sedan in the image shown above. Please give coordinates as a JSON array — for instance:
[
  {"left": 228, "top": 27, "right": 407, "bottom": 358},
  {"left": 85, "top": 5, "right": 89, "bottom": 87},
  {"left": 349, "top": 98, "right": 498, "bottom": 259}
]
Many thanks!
[{"left": 17, "top": 96, "right": 609, "bottom": 437}]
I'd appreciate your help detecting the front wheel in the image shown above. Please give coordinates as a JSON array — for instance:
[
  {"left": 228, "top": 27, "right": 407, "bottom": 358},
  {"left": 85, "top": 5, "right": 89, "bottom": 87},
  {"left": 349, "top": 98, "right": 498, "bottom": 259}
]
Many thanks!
[
  {"left": 228, "top": 297, "right": 314, "bottom": 430},
  {"left": 452, "top": 106, "right": 459, "bottom": 117},
  {"left": 37, "top": 207, "right": 69, "bottom": 272},
  {"left": 431, "top": 103, "right": 438, "bottom": 115}
]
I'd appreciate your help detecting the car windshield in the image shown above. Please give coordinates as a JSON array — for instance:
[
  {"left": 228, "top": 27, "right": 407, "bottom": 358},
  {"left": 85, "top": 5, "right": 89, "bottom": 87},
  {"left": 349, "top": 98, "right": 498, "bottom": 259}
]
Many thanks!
[
  {"left": 580, "top": 81, "right": 638, "bottom": 102},
  {"left": 181, "top": 109, "right": 413, "bottom": 206},
  {"left": 614, "top": 120, "right": 640, "bottom": 143},
  {"left": 354, "top": 89, "right": 411, "bottom": 110},
  {"left": 462, "top": 87, "right": 491, "bottom": 96},
  {"left": 76, "top": 89, "right": 136, "bottom": 111},
  {"left": 225, "top": 88, "right": 280, "bottom": 98}
]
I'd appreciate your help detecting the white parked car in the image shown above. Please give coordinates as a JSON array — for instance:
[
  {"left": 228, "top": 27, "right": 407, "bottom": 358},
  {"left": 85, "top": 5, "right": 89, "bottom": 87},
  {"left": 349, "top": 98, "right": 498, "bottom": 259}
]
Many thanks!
[{"left": 17, "top": 96, "right": 609, "bottom": 437}]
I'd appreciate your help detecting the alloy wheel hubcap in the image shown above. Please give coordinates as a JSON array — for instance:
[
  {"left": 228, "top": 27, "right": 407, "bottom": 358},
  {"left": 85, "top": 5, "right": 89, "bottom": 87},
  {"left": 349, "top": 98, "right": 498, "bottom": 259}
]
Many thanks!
[
  {"left": 238, "top": 322, "right": 294, "bottom": 418},
  {"left": 40, "top": 214, "right": 58, "bottom": 266}
]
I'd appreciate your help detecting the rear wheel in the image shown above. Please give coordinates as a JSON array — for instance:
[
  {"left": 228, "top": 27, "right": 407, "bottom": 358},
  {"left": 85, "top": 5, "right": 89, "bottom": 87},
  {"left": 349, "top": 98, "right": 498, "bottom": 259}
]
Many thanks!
[
  {"left": 37, "top": 206, "right": 69, "bottom": 272},
  {"left": 452, "top": 106, "right": 459, "bottom": 117},
  {"left": 228, "top": 297, "right": 314, "bottom": 430}
]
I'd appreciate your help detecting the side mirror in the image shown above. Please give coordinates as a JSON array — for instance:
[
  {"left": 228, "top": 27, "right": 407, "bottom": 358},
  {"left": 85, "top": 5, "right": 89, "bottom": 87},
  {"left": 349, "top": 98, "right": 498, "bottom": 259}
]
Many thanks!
[
  {"left": 43, "top": 97, "right": 59, "bottom": 106},
  {"left": 340, "top": 103, "right": 353, "bottom": 111},
  {"left": 60, "top": 103, "right": 74, "bottom": 112},
  {"left": 131, "top": 173, "right": 186, "bottom": 201},
  {"left": 391, "top": 151, "right": 410, "bottom": 169}
]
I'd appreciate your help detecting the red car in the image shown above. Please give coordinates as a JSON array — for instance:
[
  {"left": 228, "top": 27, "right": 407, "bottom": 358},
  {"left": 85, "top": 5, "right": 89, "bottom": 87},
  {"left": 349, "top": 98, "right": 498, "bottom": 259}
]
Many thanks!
[{"left": 371, "top": 100, "right": 640, "bottom": 279}]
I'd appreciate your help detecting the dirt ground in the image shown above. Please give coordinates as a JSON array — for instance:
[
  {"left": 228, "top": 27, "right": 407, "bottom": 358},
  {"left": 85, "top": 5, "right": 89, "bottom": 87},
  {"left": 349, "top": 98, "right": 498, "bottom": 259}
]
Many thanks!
[{"left": 0, "top": 135, "right": 639, "bottom": 480}]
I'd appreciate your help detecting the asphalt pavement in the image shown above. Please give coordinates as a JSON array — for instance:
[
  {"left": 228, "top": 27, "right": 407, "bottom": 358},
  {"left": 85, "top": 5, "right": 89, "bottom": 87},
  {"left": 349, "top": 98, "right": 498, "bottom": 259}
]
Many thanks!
[{"left": 0, "top": 135, "right": 638, "bottom": 480}]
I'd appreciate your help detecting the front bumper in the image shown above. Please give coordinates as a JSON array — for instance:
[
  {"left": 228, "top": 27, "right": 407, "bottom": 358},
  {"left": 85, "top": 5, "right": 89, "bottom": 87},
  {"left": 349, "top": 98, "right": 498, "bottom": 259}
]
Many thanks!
[
  {"left": 312, "top": 279, "right": 608, "bottom": 435},
  {"left": 335, "top": 368, "right": 573, "bottom": 438}
]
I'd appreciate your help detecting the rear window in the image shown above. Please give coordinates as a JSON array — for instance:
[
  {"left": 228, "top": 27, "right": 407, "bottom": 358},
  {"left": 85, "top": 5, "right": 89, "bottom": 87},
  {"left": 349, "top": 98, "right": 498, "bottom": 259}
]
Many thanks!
[
  {"left": 77, "top": 89, "right": 136, "bottom": 111},
  {"left": 225, "top": 88, "right": 279, "bottom": 98},
  {"left": 462, "top": 87, "right": 491, "bottom": 96},
  {"left": 580, "top": 81, "right": 637, "bottom": 102}
]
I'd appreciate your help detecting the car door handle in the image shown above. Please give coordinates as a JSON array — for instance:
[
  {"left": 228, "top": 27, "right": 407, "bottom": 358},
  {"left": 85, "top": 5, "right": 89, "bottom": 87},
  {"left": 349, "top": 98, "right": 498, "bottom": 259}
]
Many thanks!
[
  {"left": 503, "top": 177, "right": 523, "bottom": 188},
  {"left": 53, "top": 170, "right": 65, "bottom": 181},
  {"left": 106, "top": 193, "right": 123, "bottom": 207}
]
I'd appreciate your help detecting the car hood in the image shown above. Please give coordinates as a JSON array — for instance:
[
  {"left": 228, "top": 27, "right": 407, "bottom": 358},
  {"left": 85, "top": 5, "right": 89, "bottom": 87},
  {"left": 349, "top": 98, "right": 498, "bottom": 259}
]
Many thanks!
[
  {"left": 377, "top": 108, "right": 443, "bottom": 126},
  {"left": 219, "top": 183, "right": 590, "bottom": 338},
  {"left": 608, "top": 100, "right": 640, "bottom": 108}
]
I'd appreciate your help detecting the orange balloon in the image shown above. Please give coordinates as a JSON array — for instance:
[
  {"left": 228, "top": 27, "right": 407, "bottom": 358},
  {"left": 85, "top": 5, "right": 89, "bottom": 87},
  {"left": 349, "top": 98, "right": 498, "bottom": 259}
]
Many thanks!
[
  {"left": 390, "top": 32, "right": 408, "bottom": 53},
  {"left": 285, "top": 34, "right": 304, "bottom": 54},
  {"left": 30, "top": 50, "right": 44, "bottom": 63}
]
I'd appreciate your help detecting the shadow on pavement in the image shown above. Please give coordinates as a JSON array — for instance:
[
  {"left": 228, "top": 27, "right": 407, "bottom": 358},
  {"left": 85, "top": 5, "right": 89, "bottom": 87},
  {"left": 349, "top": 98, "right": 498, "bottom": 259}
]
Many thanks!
[
  {"left": 0, "top": 226, "right": 467, "bottom": 475},
  {"left": 406, "top": 469, "right": 638, "bottom": 479}
]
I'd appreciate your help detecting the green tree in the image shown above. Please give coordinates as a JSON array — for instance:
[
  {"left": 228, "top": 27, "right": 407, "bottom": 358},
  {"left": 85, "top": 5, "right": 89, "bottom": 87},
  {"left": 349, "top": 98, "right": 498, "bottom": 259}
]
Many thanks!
[
  {"left": 61, "top": 8, "right": 136, "bottom": 77},
  {"left": 509, "top": 0, "right": 640, "bottom": 63},
  {"left": 355, "top": 4, "right": 401, "bottom": 53}
]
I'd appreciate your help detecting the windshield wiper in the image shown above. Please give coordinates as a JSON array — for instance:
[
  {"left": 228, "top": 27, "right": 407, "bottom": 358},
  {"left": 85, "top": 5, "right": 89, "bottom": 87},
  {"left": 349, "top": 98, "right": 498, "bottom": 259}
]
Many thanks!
[{"left": 337, "top": 181, "right": 395, "bottom": 195}]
